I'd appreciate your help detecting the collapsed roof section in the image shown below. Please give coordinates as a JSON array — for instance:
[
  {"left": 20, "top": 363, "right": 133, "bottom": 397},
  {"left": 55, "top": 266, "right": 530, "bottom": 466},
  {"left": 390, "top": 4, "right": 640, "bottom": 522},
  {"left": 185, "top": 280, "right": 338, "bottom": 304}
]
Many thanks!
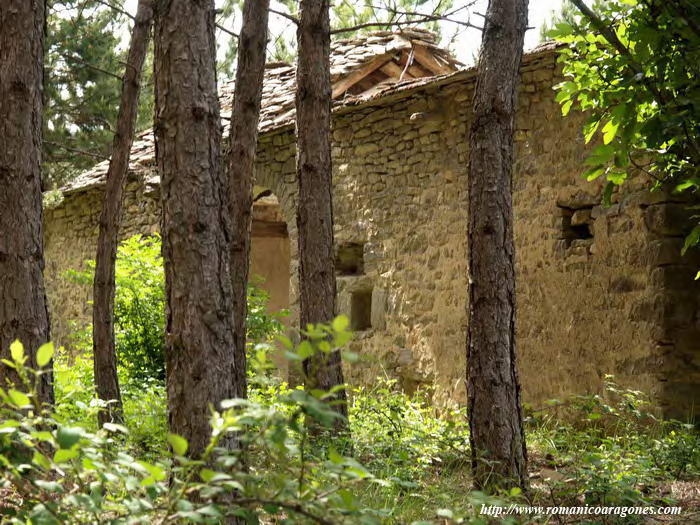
[{"left": 60, "top": 29, "right": 463, "bottom": 195}]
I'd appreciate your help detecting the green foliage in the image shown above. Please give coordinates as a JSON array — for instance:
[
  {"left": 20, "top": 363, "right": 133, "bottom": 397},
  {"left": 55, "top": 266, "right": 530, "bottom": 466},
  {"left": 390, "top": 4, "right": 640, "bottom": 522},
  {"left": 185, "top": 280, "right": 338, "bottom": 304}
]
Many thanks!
[
  {"left": 550, "top": 0, "right": 700, "bottom": 223},
  {"left": 352, "top": 379, "right": 468, "bottom": 479},
  {"left": 528, "top": 376, "right": 700, "bottom": 518},
  {"left": 66, "top": 235, "right": 165, "bottom": 383},
  {"left": 538, "top": 1, "right": 578, "bottom": 43},
  {"left": 110, "top": 234, "right": 165, "bottom": 383},
  {"left": 66, "top": 234, "right": 285, "bottom": 385},
  {"left": 0, "top": 332, "right": 387, "bottom": 524},
  {"left": 44, "top": 1, "right": 154, "bottom": 189},
  {"left": 3, "top": 335, "right": 700, "bottom": 523}
]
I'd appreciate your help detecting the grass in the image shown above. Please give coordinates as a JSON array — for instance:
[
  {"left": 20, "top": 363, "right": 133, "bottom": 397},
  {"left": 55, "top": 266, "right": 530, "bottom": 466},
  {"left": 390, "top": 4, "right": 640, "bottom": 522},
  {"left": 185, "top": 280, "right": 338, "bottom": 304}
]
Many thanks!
[{"left": 52, "top": 353, "right": 700, "bottom": 524}]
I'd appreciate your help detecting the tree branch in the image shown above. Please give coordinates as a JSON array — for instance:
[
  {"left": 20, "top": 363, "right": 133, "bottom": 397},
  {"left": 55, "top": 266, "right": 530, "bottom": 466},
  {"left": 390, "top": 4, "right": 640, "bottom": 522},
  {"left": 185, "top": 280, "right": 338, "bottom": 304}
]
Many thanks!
[
  {"left": 332, "top": 15, "right": 480, "bottom": 35},
  {"left": 216, "top": 23, "right": 239, "bottom": 39},
  {"left": 61, "top": 53, "right": 123, "bottom": 81},
  {"left": 332, "top": 3, "right": 481, "bottom": 35},
  {"left": 90, "top": 0, "right": 135, "bottom": 20},
  {"left": 570, "top": 0, "right": 700, "bottom": 159},
  {"left": 45, "top": 141, "right": 110, "bottom": 161},
  {"left": 269, "top": 8, "right": 298, "bottom": 25},
  {"left": 665, "top": 0, "right": 700, "bottom": 39}
]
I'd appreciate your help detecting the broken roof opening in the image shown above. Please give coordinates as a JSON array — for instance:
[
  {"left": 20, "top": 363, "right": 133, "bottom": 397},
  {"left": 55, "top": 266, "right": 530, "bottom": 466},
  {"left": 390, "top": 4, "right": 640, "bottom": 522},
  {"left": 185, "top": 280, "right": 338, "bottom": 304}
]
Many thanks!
[{"left": 57, "top": 32, "right": 561, "bottom": 197}]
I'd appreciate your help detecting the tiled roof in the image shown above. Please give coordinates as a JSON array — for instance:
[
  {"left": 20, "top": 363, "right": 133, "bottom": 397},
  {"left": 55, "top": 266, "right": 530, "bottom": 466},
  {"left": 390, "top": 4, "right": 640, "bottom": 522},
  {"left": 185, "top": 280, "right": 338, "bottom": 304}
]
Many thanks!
[{"left": 60, "top": 33, "right": 559, "bottom": 195}]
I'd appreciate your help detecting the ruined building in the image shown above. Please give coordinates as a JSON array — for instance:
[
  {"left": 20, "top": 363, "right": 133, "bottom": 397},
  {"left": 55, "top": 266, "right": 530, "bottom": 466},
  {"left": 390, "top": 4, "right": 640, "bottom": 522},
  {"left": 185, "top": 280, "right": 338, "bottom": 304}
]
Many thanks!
[{"left": 43, "top": 30, "right": 700, "bottom": 418}]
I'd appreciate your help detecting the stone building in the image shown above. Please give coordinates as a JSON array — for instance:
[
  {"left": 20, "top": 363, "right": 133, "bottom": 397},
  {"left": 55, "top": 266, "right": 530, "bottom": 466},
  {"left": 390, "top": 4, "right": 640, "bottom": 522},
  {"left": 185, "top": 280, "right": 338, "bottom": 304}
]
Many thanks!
[{"left": 43, "top": 30, "right": 700, "bottom": 418}]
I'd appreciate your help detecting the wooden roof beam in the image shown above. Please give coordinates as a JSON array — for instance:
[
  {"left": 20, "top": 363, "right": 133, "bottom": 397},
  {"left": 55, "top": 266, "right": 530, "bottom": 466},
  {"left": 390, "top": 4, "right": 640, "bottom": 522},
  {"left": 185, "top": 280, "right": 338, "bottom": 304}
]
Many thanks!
[
  {"left": 412, "top": 44, "right": 455, "bottom": 75},
  {"left": 379, "top": 59, "right": 414, "bottom": 80},
  {"left": 406, "top": 63, "right": 434, "bottom": 78},
  {"left": 332, "top": 53, "right": 394, "bottom": 99}
]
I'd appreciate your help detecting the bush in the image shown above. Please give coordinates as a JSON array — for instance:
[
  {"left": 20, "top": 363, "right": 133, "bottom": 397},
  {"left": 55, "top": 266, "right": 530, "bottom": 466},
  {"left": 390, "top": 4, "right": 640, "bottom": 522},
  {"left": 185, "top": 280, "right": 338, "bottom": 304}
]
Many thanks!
[
  {"left": 527, "top": 376, "right": 700, "bottom": 519},
  {"left": 0, "top": 327, "right": 392, "bottom": 524},
  {"left": 65, "top": 234, "right": 285, "bottom": 385}
]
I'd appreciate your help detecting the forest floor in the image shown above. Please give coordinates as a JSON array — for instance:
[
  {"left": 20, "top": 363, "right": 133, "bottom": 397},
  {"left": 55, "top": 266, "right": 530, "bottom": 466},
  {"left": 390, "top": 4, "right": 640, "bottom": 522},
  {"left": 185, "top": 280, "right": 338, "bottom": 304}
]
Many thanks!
[{"left": 2, "top": 348, "right": 697, "bottom": 524}]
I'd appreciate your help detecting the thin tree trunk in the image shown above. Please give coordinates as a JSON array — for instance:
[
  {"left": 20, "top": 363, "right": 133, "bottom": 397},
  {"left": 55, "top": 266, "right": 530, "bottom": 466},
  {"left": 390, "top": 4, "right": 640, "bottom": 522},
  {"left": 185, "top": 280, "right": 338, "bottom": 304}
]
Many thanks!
[
  {"left": 0, "top": 0, "right": 53, "bottom": 405},
  {"left": 154, "top": 0, "right": 240, "bottom": 458},
  {"left": 92, "top": 0, "right": 154, "bottom": 427},
  {"left": 228, "top": 0, "right": 270, "bottom": 401},
  {"left": 466, "top": 0, "right": 529, "bottom": 490},
  {"left": 295, "top": 0, "right": 348, "bottom": 430}
]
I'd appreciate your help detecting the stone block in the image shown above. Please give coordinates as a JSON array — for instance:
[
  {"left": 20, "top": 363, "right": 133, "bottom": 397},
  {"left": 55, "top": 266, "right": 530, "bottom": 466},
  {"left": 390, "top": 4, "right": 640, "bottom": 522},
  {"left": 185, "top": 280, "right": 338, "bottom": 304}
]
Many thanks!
[
  {"left": 571, "top": 208, "right": 592, "bottom": 226},
  {"left": 557, "top": 190, "right": 599, "bottom": 209},
  {"left": 644, "top": 203, "right": 694, "bottom": 237},
  {"left": 646, "top": 238, "right": 683, "bottom": 266}
]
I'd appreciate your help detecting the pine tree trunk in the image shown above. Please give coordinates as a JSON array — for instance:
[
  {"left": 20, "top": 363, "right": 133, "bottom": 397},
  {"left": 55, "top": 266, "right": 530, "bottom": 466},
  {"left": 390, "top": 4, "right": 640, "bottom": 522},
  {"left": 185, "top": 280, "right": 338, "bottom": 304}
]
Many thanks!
[
  {"left": 92, "top": 0, "right": 154, "bottom": 427},
  {"left": 295, "top": 0, "right": 348, "bottom": 429},
  {"left": 227, "top": 0, "right": 270, "bottom": 401},
  {"left": 154, "top": 0, "right": 240, "bottom": 458},
  {"left": 466, "top": 0, "right": 529, "bottom": 490},
  {"left": 0, "top": 0, "right": 53, "bottom": 405}
]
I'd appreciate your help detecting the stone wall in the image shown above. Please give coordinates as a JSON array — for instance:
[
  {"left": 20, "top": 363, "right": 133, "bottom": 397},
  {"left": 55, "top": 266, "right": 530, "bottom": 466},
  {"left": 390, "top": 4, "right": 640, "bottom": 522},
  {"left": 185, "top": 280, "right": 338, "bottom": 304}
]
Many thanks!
[
  {"left": 44, "top": 47, "right": 700, "bottom": 418},
  {"left": 44, "top": 177, "right": 292, "bottom": 353},
  {"left": 44, "top": 176, "right": 161, "bottom": 349}
]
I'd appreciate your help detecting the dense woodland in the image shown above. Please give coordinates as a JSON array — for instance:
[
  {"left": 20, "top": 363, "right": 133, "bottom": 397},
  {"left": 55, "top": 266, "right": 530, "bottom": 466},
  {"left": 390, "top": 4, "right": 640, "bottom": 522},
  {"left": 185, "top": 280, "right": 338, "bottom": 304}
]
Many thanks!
[{"left": 0, "top": 0, "right": 699, "bottom": 523}]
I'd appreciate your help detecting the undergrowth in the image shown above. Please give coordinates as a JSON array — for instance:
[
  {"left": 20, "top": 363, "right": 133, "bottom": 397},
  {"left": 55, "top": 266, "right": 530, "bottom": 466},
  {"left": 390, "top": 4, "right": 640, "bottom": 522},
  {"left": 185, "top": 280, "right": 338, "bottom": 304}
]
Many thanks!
[{"left": 2, "top": 235, "right": 697, "bottom": 523}]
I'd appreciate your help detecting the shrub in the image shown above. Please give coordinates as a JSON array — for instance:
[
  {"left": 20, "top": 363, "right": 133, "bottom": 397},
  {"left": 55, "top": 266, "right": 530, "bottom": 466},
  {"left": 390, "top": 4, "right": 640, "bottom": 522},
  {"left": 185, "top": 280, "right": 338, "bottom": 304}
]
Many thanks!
[
  {"left": 0, "top": 327, "right": 390, "bottom": 524},
  {"left": 527, "top": 376, "right": 700, "bottom": 519},
  {"left": 65, "top": 234, "right": 285, "bottom": 385}
]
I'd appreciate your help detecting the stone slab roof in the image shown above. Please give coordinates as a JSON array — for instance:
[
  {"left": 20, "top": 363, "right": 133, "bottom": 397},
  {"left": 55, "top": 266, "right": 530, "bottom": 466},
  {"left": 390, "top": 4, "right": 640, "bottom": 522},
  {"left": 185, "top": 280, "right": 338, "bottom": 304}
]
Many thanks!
[{"left": 60, "top": 32, "right": 558, "bottom": 196}]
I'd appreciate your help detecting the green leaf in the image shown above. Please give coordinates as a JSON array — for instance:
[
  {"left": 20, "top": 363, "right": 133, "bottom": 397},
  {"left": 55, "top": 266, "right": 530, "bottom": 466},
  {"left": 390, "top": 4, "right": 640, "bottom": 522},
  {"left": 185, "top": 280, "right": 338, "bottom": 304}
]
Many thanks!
[
  {"left": 583, "top": 166, "right": 606, "bottom": 182},
  {"left": 57, "top": 426, "right": 83, "bottom": 449},
  {"left": 54, "top": 449, "right": 78, "bottom": 464},
  {"left": 33, "top": 451, "right": 51, "bottom": 470},
  {"left": 137, "top": 461, "right": 166, "bottom": 481},
  {"left": 561, "top": 99, "right": 574, "bottom": 116},
  {"left": 200, "top": 468, "right": 217, "bottom": 482},
  {"left": 103, "top": 422, "right": 128, "bottom": 433},
  {"left": 0, "top": 419, "right": 21, "bottom": 434},
  {"left": 584, "top": 144, "right": 616, "bottom": 166},
  {"left": 35, "top": 480, "right": 63, "bottom": 493},
  {"left": 332, "top": 315, "right": 349, "bottom": 332},
  {"left": 36, "top": 342, "right": 54, "bottom": 367},
  {"left": 602, "top": 118, "right": 620, "bottom": 144},
  {"left": 167, "top": 433, "right": 188, "bottom": 456},
  {"left": 682, "top": 225, "right": 700, "bottom": 255},
  {"left": 602, "top": 182, "right": 616, "bottom": 207},
  {"left": 675, "top": 179, "right": 700, "bottom": 193},
  {"left": 198, "top": 505, "right": 222, "bottom": 517},
  {"left": 296, "top": 341, "right": 314, "bottom": 360},
  {"left": 328, "top": 448, "right": 344, "bottom": 464},
  {"left": 583, "top": 119, "right": 601, "bottom": 144},
  {"left": 9, "top": 340, "right": 24, "bottom": 363},
  {"left": 8, "top": 389, "right": 30, "bottom": 408}
]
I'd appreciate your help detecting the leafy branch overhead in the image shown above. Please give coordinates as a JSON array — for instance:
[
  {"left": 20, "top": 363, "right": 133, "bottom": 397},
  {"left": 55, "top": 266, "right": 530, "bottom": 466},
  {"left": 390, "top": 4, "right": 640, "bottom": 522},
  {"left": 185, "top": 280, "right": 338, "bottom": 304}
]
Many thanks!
[{"left": 550, "top": 0, "right": 700, "bottom": 220}]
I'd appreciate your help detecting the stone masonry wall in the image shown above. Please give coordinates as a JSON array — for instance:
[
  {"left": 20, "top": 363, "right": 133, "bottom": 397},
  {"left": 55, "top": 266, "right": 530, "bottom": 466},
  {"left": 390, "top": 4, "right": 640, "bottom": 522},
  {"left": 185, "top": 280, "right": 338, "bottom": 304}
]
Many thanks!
[
  {"left": 44, "top": 48, "right": 700, "bottom": 418},
  {"left": 44, "top": 176, "right": 160, "bottom": 350}
]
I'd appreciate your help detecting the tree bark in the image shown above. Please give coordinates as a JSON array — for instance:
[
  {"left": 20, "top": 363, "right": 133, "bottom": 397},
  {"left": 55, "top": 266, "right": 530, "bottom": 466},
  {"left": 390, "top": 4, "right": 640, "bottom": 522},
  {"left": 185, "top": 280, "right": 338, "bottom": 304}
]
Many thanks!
[
  {"left": 92, "top": 0, "right": 154, "bottom": 427},
  {"left": 0, "top": 0, "right": 53, "bottom": 405},
  {"left": 295, "top": 0, "right": 348, "bottom": 430},
  {"left": 154, "top": 0, "right": 240, "bottom": 458},
  {"left": 466, "top": 0, "right": 529, "bottom": 490},
  {"left": 227, "top": 0, "right": 270, "bottom": 401}
]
